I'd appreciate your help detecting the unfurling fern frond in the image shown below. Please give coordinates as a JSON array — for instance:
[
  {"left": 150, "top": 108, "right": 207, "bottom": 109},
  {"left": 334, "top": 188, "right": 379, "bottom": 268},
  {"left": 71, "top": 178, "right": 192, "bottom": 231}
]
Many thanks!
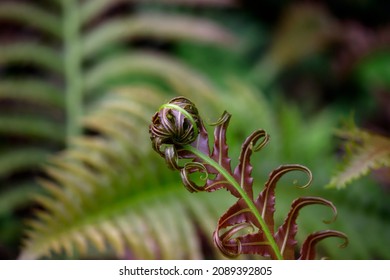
[
  {"left": 328, "top": 125, "right": 390, "bottom": 189},
  {"left": 149, "top": 96, "right": 347, "bottom": 260}
]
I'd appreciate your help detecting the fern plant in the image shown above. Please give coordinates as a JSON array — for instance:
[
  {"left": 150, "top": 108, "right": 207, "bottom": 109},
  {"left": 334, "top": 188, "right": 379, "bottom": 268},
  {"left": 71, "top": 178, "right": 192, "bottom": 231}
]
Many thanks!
[
  {"left": 3, "top": 0, "right": 390, "bottom": 260},
  {"left": 328, "top": 123, "right": 390, "bottom": 189},
  {"left": 149, "top": 96, "right": 347, "bottom": 259}
]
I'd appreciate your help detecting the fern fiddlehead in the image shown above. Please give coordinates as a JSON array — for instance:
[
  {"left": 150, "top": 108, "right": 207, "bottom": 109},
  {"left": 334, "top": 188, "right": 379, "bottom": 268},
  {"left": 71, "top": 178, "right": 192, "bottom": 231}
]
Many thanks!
[{"left": 149, "top": 97, "right": 348, "bottom": 259}]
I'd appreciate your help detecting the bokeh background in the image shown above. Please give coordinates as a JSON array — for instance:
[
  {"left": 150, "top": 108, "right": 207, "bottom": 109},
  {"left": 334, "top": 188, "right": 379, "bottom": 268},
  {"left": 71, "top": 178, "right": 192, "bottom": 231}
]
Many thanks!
[{"left": 0, "top": 0, "right": 389, "bottom": 260}]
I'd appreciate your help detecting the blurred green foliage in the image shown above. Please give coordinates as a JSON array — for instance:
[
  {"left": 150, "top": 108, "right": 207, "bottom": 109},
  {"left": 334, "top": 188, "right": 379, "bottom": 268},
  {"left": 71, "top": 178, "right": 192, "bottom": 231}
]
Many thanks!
[{"left": 0, "top": 0, "right": 389, "bottom": 259}]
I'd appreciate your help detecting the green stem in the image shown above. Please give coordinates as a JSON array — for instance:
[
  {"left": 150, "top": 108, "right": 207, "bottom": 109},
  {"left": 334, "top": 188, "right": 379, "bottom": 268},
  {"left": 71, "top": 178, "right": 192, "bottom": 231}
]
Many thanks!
[
  {"left": 63, "top": 0, "right": 83, "bottom": 145},
  {"left": 185, "top": 145, "right": 283, "bottom": 260}
]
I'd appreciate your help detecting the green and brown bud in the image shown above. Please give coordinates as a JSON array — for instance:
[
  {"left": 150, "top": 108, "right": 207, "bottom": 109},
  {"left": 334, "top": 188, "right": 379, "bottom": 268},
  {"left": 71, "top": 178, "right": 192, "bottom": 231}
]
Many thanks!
[{"left": 149, "top": 97, "right": 201, "bottom": 168}]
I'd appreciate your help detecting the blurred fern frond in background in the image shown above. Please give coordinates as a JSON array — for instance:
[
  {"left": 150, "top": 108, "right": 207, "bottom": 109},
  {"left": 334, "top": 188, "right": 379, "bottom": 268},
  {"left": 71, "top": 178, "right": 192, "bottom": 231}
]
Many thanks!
[
  {"left": 0, "top": 0, "right": 390, "bottom": 260},
  {"left": 328, "top": 124, "right": 390, "bottom": 189}
]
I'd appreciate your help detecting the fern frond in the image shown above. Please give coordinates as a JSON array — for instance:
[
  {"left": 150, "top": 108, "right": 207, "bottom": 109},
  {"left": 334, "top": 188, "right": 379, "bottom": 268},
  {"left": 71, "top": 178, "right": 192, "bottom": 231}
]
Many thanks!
[
  {"left": 0, "top": 2, "right": 61, "bottom": 38},
  {"left": 328, "top": 127, "right": 390, "bottom": 189},
  {"left": 20, "top": 162, "right": 214, "bottom": 259}
]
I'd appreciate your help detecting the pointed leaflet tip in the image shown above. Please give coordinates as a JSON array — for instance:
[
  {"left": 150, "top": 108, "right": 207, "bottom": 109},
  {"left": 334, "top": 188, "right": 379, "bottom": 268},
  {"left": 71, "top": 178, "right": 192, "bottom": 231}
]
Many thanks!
[
  {"left": 233, "top": 129, "right": 269, "bottom": 199},
  {"left": 205, "top": 111, "right": 240, "bottom": 196},
  {"left": 255, "top": 164, "right": 312, "bottom": 234},
  {"left": 298, "top": 230, "right": 348, "bottom": 260},
  {"left": 274, "top": 196, "right": 338, "bottom": 259},
  {"left": 210, "top": 111, "right": 231, "bottom": 169}
]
